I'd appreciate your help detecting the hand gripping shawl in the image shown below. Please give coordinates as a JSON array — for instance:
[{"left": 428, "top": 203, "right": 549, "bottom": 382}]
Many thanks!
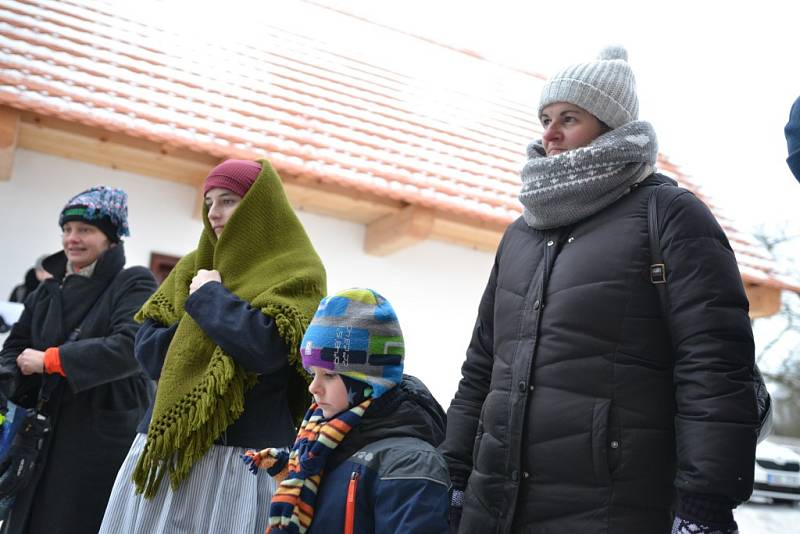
[{"left": 132, "top": 160, "right": 326, "bottom": 498}]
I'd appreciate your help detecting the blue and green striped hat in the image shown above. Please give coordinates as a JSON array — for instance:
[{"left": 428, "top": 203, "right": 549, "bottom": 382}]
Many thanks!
[{"left": 300, "top": 288, "right": 404, "bottom": 399}]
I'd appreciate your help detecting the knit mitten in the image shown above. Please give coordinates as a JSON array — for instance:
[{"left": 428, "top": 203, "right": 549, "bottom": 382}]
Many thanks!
[
  {"left": 449, "top": 488, "right": 464, "bottom": 533},
  {"left": 241, "top": 448, "right": 289, "bottom": 482},
  {"left": 671, "top": 516, "right": 738, "bottom": 534}
]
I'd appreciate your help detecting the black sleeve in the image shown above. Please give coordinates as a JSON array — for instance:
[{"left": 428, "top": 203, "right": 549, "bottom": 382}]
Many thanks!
[
  {"left": 0, "top": 298, "right": 35, "bottom": 403},
  {"left": 660, "top": 190, "right": 759, "bottom": 504},
  {"left": 134, "top": 319, "right": 178, "bottom": 380},
  {"left": 183, "top": 281, "right": 289, "bottom": 374},
  {"left": 440, "top": 248, "right": 500, "bottom": 490},
  {"left": 59, "top": 267, "right": 158, "bottom": 393}
]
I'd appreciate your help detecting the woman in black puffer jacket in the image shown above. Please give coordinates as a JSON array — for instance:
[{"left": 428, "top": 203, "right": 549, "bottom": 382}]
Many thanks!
[{"left": 442, "top": 47, "right": 759, "bottom": 534}]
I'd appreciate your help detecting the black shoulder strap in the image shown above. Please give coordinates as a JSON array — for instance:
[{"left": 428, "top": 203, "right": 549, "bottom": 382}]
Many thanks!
[{"left": 647, "top": 183, "right": 669, "bottom": 295}]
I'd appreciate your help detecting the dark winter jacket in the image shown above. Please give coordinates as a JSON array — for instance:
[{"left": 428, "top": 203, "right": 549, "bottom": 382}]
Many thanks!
[
  {"left": 786, "top": 95, "right": 800, "bottom": 182},
  {"left": 134, "top": 280, "right": 297, "bottom": 448},
  {"left": 0, "top": 244, "right": 157, "bottom": 534},
  {"left": 308, "top": 375, "right": 450, "bottom": 534},
  {"left": 441, "top": 175, "right": 759, "bottom": 534}
]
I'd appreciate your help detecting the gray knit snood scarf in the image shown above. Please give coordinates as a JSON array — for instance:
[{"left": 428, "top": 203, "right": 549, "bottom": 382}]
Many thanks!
[{"left": 519, "top": 120, "right": 659, "bottom": 230}]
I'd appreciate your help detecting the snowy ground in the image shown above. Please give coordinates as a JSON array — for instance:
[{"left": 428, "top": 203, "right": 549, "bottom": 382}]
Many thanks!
[
  {"left": 736, "top": 500, "right": 800, "bottom": 533},
  {"left": 737, "top": 435, "right": 800, "bottom": 532}
]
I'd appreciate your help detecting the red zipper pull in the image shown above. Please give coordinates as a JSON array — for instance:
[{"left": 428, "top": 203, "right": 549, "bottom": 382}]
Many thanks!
[{"left": 344, "top": 471, "right": 359, "bottom": 534}]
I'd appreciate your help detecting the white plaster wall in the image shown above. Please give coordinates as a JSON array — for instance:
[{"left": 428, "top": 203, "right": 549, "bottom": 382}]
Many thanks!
[
  {"left": 0, "top": 150, "right": 204, "bottom": 284},
  {"left": 0, "top": 150, "right": 496, "bottom": 405}
]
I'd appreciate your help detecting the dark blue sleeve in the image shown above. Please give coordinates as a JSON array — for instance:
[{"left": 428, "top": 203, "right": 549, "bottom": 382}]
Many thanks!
[
  {"left": 134, "top": 319, "right": 177, "bottom": 380},
  {"left": 184, "top": 281, "right": 289, "bottom": 374},
  {"left": 374, "top": 477, "right": 450, "bottom": 533}
]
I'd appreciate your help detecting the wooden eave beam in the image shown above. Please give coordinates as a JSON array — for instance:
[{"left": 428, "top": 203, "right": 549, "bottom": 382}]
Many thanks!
[
  {"left": 364, "top": 205, "right": 437, "bottom": 256},
  {"left": 17, "top": 112, "right": 218, "bottom": 185},
  {"left": 11, "top": 111, "right": 794, "bottom": 318},
  {"left": 0, "top": 106, "right": 20, "bottom": 180},
  {"left": 430, "top": 212, "right": 505, "bottom": 252},
  {"left": 15, "top": 112, "right": 403, "bottom": 223},
  {"left": 744, "top": 283, "right": 781, "bottom": 319},
  {"left": 8, "top": 111, "right": 528, "bottom": 255}
]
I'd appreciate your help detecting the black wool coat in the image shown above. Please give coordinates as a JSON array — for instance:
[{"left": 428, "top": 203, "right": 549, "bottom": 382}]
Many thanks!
[
  {"left": 0, "top": 244, "right": 156, "bottom": 534},
  {"left": 441, "top": 175, "right": 760, "bottom": 534}
]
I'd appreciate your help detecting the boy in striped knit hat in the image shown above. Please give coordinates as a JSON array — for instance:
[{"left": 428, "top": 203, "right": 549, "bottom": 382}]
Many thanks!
[{"left": 243, "top": 288, "right": 450, "bottom": 534}]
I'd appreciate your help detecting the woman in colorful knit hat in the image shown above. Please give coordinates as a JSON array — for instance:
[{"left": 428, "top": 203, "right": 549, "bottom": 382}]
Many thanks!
[
  {"left": 99, "top": 160, "right": 327, "bottom": 534},
  {"left": 0, "top": 186, "right": 157, "bottom": 534},
  {"left": 442, "top": 47, "right": 760, "bottom": 534},
  {"left": 243, "top": 288, "right": 450, "bottom": 534}
]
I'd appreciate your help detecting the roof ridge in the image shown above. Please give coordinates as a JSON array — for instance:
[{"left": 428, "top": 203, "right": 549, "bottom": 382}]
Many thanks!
[{"left": 296, "top": 0, "right": 549, "bottom": 82}]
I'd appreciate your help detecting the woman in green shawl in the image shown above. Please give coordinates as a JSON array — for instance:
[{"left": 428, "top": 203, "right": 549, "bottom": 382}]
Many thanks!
[{"left": 99, "top": 159, "right": 326, "bottom": 534}]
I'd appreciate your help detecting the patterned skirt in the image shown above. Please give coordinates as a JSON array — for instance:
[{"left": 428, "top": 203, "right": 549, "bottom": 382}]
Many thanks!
[{"left": 99, "top": 433, "right": 277, "bottom": 534}]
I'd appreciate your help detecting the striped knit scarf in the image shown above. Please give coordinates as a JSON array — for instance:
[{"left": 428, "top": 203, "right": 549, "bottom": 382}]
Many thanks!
[
  {"left": 242, "top": 399, "right": 372, "bottom": 534},
  {"left": 519, "top": 120, "right": 658, "bottom": 229}
]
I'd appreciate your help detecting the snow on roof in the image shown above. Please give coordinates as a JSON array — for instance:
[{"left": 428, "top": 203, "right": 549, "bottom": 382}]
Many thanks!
[{"left": 0, "top": 0, "right": 796, "bottom": 290}]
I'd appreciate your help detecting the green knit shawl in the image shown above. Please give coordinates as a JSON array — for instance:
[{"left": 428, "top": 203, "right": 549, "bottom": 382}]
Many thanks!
[{"left": 132, "top": 160, "right": 326, "bottom": 498}]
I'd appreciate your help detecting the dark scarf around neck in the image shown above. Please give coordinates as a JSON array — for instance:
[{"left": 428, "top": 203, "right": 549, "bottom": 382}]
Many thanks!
[{"left": 33, "top": 245, "right": 125, "bottom": 349}]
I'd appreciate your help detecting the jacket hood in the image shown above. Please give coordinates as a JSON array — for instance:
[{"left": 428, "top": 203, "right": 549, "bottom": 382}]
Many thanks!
[{"left": 327, "top": 374, "right": 446, "bottom": 471}]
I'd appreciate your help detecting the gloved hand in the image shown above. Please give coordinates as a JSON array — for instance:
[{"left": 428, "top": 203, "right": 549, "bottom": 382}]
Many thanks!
[
  {"left": 672, "top": 516, "right": 738, "bottom": 534},
  {"left": 448, "top": 488, "right": 463, "bottom": 533},
  {"left": 241, "top": 447, "right": 290, "bottom": 482}
]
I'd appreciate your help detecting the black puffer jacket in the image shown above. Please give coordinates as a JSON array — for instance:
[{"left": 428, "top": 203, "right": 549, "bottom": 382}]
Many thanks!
[{"left": 441, "top": 175, "right": 759, "bottom": 533}]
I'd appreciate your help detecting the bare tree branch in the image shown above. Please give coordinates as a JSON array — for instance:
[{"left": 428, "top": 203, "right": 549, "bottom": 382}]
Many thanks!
[{"left": 751, "top": 222, "right": 800, "bottom": 435}]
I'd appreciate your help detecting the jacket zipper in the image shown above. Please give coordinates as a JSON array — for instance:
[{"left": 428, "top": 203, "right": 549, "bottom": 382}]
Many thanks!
[
  {"left": 344, "top": 470, "right": 359, "bottom": 534},
  {"left": 507, "top": 232, "right": 555, "bottom": 530}
]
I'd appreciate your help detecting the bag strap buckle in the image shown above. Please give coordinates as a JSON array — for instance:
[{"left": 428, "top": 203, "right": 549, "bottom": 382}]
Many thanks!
[{"left": 650, "top": 263, "right": 666, "bottom": 284}]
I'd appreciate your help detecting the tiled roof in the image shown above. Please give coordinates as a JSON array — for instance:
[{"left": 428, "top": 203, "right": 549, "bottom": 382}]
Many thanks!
[{"left": 0, "top": 0, "right": 796, "bottom": 290}]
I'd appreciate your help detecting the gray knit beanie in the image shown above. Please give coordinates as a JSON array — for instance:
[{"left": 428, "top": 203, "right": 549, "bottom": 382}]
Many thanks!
[{"left": 538, "top": 46, "right": 638, "bottom": 130}]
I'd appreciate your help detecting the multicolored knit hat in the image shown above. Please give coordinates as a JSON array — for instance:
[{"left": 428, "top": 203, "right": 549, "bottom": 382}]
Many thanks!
[
  {"left": 58, "top": 186, "right": 130, "bottom": 243},
  {"left": 203, "top": 159, "right": 261, "bottom": 197},
  {"left": 300, "top": 288, "right": 404, "bottom": 399}
]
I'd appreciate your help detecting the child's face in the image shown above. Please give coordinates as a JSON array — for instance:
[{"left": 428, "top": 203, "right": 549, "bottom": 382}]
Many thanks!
[{"left": 308, "top": 366, "right": 350, "bottom": 419}]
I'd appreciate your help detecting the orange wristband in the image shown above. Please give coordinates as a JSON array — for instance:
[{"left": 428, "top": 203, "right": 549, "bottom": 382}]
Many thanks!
[{"left": 43, "top": 347, "right": 66, "bottom": 377}]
